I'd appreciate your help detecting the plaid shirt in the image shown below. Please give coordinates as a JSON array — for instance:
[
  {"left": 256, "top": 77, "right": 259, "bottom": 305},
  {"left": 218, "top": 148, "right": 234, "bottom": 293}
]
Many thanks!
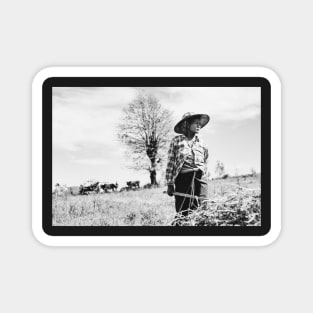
[{"left": 165, "top": 134, "right": 209, "bottom": 185}]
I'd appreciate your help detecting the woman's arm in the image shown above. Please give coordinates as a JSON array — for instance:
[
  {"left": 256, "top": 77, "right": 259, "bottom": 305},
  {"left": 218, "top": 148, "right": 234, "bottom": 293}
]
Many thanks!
[
  {"left": 165, "top": 138, "right": 176, "bottom": 186},
  {"left": 203, "top": 145, "right": 209, "bottom": 176}
]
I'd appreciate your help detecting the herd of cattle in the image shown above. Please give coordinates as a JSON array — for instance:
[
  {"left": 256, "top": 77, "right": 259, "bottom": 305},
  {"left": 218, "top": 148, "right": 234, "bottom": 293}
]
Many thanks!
[{"left": 53, "top": 180, "right": 142, "bottom": 196}]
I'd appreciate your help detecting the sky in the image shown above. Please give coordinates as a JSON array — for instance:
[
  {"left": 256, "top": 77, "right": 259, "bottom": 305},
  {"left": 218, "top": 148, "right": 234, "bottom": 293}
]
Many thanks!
[{"left": 53, "top": 87, "right": 261, "bottom": 187}]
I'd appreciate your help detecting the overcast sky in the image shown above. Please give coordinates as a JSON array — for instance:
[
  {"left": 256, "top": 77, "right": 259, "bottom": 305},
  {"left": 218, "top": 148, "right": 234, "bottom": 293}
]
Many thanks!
[{"left": 53, "top": 87, "right": 261, "bottom": 187}]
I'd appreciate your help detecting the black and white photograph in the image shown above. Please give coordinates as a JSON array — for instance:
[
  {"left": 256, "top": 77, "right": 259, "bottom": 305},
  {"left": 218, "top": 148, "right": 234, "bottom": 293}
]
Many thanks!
[
  {"left": 6, "top": 0, "right": 311, "bottom": 310},
  {"left": 52, "top": 85, "right": 262, "bottom": 227}
]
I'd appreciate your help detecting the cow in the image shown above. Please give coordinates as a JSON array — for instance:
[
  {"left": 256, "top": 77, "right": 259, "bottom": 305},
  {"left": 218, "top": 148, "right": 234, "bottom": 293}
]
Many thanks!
[
  {"left": 79, "top": 181, "right": 99, "bottom": 195},
  {"left": 119, "top": 187, "right": 128, "bottom": 192},
  {"left": 53, "top": 183, "right": 68, "bottom": 197},
  {"left": 97, "top": 182, "right": 119, "bottom": 193},
  {"left": 126, "top": 180, "right": 140, "bottom": 189}
]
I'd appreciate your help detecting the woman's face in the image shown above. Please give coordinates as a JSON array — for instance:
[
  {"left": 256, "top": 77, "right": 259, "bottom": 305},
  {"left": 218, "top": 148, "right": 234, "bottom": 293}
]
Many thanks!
[{"left": 188, "top": 118, "right": 201, "bottom": 134}]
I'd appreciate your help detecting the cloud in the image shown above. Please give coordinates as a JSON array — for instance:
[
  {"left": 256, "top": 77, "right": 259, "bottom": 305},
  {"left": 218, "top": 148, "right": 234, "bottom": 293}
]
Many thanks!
[
  {"left": 53, "top": 86, "right": 260, "bottom": 154},
  {"left": 53, "top": 86, "right": 260, "bottom": 140},
  {"left": 72, "top": 158, "right": 111, "bottom": 165},
  {"left": 162, "top": 87, "right": 260, "bottom": 122},
  {"left": 66, "top": 142, "right": 125, "bottom": 166},
  {"left": 53, "top": 87, "right": 136, "bottom": 151}
]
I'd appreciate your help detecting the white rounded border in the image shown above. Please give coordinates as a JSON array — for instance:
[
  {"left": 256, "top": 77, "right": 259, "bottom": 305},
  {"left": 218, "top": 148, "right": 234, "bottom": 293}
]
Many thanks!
[{"left": 32, "top": 67, "right": 281, "bottom": 246}]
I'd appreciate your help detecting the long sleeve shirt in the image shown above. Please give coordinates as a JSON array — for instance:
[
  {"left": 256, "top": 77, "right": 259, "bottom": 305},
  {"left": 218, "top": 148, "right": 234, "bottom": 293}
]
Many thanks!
[{"left": 165, "top": 134, "right": 209, "bottom": 185}]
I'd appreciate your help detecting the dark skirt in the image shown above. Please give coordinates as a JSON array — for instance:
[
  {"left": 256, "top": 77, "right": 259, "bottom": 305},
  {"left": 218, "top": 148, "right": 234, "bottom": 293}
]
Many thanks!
[{"left": 174, "top": 170, "right": 208, "bottom": 216}]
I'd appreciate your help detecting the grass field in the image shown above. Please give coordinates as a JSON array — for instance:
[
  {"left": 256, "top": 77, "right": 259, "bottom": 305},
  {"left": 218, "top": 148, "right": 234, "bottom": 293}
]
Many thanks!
[{"left": 52, "top": 175, "right": 261, "bottom": 226}]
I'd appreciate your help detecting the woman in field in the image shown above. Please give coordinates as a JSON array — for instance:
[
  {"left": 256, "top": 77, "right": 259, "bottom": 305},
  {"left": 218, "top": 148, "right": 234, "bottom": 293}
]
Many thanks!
[{"left": 166, "top": 112, "right": 210, "bottom": 218}]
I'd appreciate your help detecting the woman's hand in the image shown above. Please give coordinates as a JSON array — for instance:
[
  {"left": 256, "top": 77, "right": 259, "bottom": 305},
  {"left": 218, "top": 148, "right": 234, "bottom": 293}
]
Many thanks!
[{"left": 167, "top": 185, "right": 175, "bottom": 197}]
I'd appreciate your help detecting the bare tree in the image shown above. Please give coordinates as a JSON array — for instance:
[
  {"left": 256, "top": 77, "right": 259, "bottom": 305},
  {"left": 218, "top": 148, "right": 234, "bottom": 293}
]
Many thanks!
[
  {"left": 250, "top": 168, "right": 257, "bottom": 177},
  {"left": 118, "top": 93, "right": 174, "bottom": 185},
  {"left": 215, "top": 160, "right": 225, "bottom": 178}
]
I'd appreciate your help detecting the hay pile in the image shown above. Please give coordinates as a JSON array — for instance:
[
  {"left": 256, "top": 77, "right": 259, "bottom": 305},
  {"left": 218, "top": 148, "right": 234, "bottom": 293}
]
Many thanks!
[{"left": 172, "top": 185, "right": 261, "bottom": 226}]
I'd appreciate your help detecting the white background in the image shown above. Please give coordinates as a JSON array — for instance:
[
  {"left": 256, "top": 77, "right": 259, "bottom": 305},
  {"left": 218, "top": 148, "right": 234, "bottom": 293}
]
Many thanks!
[{"left": 1, "top": 0, "right": 311, "bottom": 312}]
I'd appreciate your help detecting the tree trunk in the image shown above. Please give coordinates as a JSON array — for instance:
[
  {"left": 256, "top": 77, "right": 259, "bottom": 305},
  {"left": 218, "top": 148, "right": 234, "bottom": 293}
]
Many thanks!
[
  {"left": 149, "top": 158, "right": 157, "bottom": 185},
  {"left": 150, "top": 169, "right": 157, "bottom": 185}
]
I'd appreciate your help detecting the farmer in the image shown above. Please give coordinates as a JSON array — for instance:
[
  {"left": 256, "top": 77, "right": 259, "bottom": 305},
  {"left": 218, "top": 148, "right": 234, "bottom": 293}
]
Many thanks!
[{"left": 166, "top": 112, "right": 210, "bottom": 217}]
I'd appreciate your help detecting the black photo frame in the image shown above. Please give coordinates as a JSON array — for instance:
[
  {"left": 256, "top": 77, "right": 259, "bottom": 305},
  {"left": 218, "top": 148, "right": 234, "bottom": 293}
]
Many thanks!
[{"left": 42, "top": 76, "right": 270, "bottom": 237}]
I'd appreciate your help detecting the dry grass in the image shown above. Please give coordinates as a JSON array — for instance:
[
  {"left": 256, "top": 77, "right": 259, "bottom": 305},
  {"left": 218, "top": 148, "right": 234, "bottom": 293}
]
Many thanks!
[
  {"left": 52, "top": 175, "right": 261, "bottom": 226},
  {"left": 172, "top": 186, "right": 261, "bottom": 226},
  {"left": 53, "top": 187, "right": 175, "bottom": 226}
]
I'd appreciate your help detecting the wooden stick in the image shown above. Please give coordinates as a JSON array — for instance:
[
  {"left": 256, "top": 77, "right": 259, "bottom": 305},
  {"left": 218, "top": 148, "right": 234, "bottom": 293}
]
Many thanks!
[{"left": 172, "top": 192, "right": 208, "bottom": 200}]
